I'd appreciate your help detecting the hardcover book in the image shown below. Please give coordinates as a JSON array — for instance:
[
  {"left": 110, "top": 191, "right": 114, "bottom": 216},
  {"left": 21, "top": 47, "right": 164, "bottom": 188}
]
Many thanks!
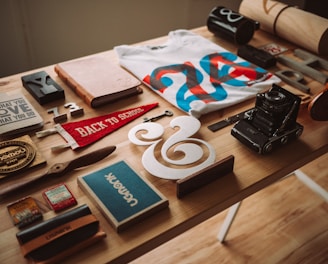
[
  {"left": 77, "top": 160, "right": 169, "bottom": 232},
  {"left": 54, "top": 55, "right": 142, "bottom": 108},
  {"left": 0, "top": 92, "right": 43, "bottom": 137}
]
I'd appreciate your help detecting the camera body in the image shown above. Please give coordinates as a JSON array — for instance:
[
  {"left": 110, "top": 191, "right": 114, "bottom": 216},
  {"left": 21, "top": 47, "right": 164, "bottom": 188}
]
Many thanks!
[{"left": 231, "top": 84, "right": 303, "bottom": 154}]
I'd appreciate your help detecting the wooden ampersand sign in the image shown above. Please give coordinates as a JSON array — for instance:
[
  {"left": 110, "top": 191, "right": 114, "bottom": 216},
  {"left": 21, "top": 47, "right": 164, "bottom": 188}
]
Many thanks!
[{"left": 128, "top": 116, "right": 216, "bottom": 180}]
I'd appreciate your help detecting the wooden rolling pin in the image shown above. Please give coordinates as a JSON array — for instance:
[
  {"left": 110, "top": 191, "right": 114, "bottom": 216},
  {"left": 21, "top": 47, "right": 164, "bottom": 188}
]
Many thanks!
[{"left": 239, "top": 0, "right": 328, "bottom": 56}]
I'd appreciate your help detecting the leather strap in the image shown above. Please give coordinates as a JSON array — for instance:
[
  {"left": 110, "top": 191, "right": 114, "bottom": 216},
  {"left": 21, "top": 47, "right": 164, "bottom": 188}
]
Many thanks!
[{"left": 20, "top": 214, "right": 98, "bottom": 257}]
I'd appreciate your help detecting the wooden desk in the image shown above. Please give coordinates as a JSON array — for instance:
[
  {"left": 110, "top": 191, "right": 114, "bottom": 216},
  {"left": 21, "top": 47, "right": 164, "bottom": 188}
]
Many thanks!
[{"left": 0, "top": 27, "right": 327, "bottom": 264}]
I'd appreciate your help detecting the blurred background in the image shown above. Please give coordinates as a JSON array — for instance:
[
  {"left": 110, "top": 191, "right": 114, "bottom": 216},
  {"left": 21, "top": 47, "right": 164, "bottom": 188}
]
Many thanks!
[{"left": 0, "top": 0, "right": 324, "bottom": 78}]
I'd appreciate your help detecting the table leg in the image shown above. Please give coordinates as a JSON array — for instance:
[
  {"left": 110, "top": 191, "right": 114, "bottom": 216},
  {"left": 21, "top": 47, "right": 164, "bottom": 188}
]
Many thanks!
[
  {"left": 217, "top": 169, "right": 327, "bottom": 244},
  {"left": 217, "top": 201, "right": 242, "bottom": 243},
  {"left": 293, "top": 169, "right": 328, "bottom": 203}
]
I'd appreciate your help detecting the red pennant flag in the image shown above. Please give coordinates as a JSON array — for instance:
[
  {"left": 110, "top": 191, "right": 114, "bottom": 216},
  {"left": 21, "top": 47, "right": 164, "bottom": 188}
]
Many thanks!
[{"left": 54, "top": 103, "right": 158, "bottom": 149}]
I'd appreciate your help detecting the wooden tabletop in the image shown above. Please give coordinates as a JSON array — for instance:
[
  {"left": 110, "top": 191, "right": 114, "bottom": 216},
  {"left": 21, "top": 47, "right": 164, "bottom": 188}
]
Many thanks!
[{"left": 0, "top": 27, "right": 327, "bottom": 264}]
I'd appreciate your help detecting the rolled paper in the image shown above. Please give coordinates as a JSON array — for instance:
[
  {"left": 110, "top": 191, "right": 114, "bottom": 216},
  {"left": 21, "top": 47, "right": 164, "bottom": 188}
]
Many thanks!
[{"left": 239, "top": 0, "right": 328, "bottom": 56}]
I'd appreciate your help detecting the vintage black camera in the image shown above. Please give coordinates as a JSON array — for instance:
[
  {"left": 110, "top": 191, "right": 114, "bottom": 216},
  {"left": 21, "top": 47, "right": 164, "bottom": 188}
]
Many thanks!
[{"left": 231, "top": 84, "right": 303, "bottom": 154}]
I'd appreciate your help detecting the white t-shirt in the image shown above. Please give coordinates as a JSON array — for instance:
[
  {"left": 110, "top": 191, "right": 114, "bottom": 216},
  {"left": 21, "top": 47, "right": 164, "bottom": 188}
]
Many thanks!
[{"left": 115, "top": 30, "right": 280, "bottom": 118}]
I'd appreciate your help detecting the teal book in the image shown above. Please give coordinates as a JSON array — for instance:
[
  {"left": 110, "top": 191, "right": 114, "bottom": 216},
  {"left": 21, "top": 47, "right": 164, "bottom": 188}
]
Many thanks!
[{"left": 77, "top": 160, "right": 168, "bottom": 232}]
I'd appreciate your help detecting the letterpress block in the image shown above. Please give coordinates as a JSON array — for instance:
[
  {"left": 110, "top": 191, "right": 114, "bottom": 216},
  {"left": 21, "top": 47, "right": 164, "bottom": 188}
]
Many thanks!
[{"left": 21, "top": 71, "right": 65, "bottom": 105}]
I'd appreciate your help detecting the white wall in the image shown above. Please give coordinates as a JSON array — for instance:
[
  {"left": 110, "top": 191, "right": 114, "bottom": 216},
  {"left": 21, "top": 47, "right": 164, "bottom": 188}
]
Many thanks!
[{"left": 0, "top": 0, "right": 242, "bottom": 77}]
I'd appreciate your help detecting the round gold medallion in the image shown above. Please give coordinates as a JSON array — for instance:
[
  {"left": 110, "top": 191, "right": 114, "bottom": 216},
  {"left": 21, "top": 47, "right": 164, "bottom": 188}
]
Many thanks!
[{"left": 0, "top": 140, "right": 36, "bottom": 174}]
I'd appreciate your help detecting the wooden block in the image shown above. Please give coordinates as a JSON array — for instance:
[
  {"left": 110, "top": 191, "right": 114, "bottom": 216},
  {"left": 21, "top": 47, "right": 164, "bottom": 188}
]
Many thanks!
[{"left": 176, "top": 155, "right": 235, "bottom": 198}]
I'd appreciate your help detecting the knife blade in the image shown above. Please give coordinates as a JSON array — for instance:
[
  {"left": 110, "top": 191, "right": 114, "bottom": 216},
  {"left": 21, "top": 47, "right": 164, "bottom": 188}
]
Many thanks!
[{"left": 0, "top": 145, "right": 116, "bottom": 196}]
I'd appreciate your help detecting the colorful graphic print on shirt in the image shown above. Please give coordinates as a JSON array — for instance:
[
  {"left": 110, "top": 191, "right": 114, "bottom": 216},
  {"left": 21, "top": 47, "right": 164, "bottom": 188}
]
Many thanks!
[{"left": 143, "top": 51, "right": 272, "bottom": 113}]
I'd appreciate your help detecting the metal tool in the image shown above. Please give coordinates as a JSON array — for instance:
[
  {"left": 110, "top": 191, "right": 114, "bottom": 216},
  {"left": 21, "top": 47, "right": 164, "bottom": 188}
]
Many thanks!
[
  {"left": 208, "top": 108, "right": 255, "bottom": 132},
  {"left": 143, "top": 110, "right": 173, "bottom": 122},
  {"left": 0, "top": 145, "right": 116, "bottom": 196},
  {"left": 275, "top": 70, "right": 310, "bottom": 94},
  {"left": 277, "top": 49, "right": 328, "bottom": 84}
]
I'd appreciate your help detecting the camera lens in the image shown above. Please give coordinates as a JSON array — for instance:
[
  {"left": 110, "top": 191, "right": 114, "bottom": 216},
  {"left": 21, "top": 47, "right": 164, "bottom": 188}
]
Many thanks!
[
  {"left": 264, "top": 91, "right": 286, "bottom": 103},
  {"left": 259, "top": 90, "right": 289, "bottom": 115}
]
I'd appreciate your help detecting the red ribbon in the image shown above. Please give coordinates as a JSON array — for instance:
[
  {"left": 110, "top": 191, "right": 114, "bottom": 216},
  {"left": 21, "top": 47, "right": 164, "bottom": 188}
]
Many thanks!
[{"left": 55, "top": 103, "right": 158, "bottom": 149}]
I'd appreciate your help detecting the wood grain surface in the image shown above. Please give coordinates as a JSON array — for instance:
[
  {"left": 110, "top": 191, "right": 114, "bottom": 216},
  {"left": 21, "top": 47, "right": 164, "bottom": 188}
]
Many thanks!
[
  {"left": 0, "top": 26, "right": 327, "bottom": 264},
  {"left": 131, "top": 153, "right": 328, "bottom": 264}
]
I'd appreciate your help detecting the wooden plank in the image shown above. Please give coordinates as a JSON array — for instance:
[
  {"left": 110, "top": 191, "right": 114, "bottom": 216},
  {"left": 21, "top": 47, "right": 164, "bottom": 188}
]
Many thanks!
[{"left": 176, "top": 155, "right": 235, "bottom": 198}]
